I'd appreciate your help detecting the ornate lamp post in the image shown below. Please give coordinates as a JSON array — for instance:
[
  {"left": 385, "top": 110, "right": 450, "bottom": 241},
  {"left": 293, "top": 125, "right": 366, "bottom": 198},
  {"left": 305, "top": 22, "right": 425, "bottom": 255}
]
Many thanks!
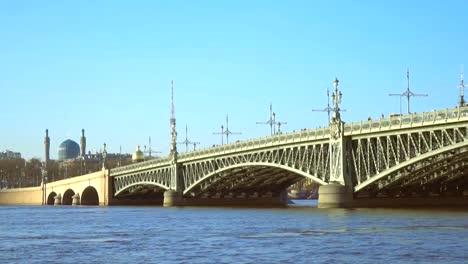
[
  {"left": 331, "top": 78, "right": 343, "bottom": 123},
  {"left": 41, "top": 162, "right": 48, "bottom": 205},
  {"left": 318, "top": 77, "right": 353, "bottom": 208},
  {"left": 102, "top": 143, "right": 107, "bottom": 169},
  {"left": 16, "top": 165, "right": 20, "bottom": 188},
  {"left": 330, "top": 78, "right": 344, "bottom": 140}
]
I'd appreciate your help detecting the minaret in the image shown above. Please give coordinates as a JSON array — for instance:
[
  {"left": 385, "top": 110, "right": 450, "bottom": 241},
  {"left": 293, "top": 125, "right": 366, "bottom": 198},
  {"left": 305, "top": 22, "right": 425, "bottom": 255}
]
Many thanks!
[
  {"left": 80, "top": 129, "right": 86, "bottom": 158},
  {"left": 44, "top": 129, "right": 50, "bottom": 169}
]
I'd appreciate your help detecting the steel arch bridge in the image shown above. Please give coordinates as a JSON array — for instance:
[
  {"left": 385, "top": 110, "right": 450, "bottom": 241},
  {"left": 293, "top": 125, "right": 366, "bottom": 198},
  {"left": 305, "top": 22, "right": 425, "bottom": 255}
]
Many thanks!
[{"left": 110, "top": 106, "right": 468, "bottom": 201}]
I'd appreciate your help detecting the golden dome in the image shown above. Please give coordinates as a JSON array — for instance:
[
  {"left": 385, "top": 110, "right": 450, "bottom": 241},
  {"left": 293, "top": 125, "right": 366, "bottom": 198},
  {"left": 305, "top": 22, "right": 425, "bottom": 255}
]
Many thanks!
[{"left": 132, "top": 145, "right": 145, "bottom": 162}]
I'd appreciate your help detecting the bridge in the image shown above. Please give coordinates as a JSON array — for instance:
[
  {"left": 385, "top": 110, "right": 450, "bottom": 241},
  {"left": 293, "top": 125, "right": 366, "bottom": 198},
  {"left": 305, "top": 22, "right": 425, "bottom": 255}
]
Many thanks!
[
  {"left": 2, "top": 80, "right": 468, "bottom": 208},
  {"left": 108, "top": 106, "right": 468, "bottom": 207},
  {"left": 108, "top": 80, "right": 468, "bottom": 208},
  {"left": 0, "top": 170, "right": 109, "bottom": 206}
]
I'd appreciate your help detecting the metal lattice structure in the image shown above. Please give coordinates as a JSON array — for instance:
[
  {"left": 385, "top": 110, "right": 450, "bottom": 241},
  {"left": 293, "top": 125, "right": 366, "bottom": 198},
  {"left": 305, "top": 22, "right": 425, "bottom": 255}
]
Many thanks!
[
  {"left": 348, "top": 108, "right": 468, "bottom": 195},
  {"left": 110, "top": 106, "right": 468, "bottom": 198},
  {"left": 180, "top": 141, "right": 330, "bottom": 196}
]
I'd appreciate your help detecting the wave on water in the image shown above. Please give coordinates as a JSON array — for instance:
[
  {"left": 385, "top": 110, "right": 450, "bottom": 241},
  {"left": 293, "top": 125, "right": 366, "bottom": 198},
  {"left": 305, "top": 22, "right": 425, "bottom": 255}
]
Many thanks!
[
  {"left": 239, "top": 225, "right": 468, "bottom": 239},
  {"left": 74, "top": 237, "right": 129, "bottom": 244}
]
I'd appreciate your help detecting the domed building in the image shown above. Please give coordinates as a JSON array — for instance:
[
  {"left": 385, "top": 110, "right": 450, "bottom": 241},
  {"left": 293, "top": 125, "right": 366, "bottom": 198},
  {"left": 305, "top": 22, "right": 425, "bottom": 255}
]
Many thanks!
[
  {"left": 132, "top": 145, "right": 145, "bottom": 163},
  {"left": 58, "top": 139, "right": 80, "bottom": 161}
]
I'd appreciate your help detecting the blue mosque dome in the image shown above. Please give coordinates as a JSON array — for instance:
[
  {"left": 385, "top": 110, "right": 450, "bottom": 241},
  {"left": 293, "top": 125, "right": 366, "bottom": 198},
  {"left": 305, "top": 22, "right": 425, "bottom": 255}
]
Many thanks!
[{"left": 58, "top": 139, "right": 80, "bottom": 161}]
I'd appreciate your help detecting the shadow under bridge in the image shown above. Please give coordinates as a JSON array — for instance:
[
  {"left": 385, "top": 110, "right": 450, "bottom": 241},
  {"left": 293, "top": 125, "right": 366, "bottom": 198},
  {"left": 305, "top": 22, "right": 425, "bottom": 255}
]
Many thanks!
[{"left": 182, "top": 162, "right": 327, "bottom": 198}]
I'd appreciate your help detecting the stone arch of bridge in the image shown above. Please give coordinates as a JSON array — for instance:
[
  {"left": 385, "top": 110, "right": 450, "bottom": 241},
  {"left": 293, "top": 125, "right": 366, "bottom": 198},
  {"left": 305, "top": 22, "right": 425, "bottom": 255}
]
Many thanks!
[
  {"left": 81, "top": 186, "right": 99, "bottom": 205},
  {"left": 47, "top": 191, "right": 56, "bottom": 205},
  {"left": 354, "top": 141, "right": 468, "bottom": 193},
  {"left": 183, "top": 162, "right": 328, "bottom": 196},
  {"left": 62, "top": 189, "right": 75, "bottom": 205},
  {"left": 114, "top": 182, "right": 170, "bottom": 197}
]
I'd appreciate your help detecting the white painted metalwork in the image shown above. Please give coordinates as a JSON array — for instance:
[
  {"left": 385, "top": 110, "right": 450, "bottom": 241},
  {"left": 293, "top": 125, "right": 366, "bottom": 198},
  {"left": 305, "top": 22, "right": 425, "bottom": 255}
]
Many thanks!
[{"left": 110, "top": 105, "right": 468, "bottom": 197}]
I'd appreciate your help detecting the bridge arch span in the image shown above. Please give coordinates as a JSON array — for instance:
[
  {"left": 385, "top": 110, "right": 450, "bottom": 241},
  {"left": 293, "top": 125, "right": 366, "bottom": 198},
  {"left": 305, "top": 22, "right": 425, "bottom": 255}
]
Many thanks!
[
  {"left": 355, "top": 141, "right": 468, "bottom": 194},
  {"left": 114, "top": 182, "right": 169, "bottom": 197},
  {"left": 62, "top": 189, "right": 75, "bottom": 205},
  {"left": 183, "top": 162, "right": 327, "bottom": 196},
  {"left": 81, "top": 186, "right": 99, "bottom": 205},
  {"left": 47, "top": 192, "right": 57, "bottom": 205}
]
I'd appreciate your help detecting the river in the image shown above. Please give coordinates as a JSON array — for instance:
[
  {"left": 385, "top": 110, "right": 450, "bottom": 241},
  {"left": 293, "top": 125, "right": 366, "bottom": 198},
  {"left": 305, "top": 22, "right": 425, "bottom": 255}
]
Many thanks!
[{"left": 1, "top": 201, "right": 467, "bottom": 263}]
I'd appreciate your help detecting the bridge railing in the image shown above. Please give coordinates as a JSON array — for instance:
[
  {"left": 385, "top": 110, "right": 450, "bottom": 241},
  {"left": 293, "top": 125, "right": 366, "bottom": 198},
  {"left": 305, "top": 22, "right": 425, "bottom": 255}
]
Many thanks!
[
  {"left": 111, "top": 106, "right": 468, "bottom": 174},
  {"left": 179, "top": 126, "right": 331, "bottom": 160},
  {"left": 343, "top": 106, "right": 468, "bottom": 135},
  {"left": 180, "top": 106, "right": 468, "bottom": 160},
  {"left": 110, "top": 126, "right": 331, "bottom": 175},
  {"left": 110, "top": 156, "right": 172, "bottom": 176}
]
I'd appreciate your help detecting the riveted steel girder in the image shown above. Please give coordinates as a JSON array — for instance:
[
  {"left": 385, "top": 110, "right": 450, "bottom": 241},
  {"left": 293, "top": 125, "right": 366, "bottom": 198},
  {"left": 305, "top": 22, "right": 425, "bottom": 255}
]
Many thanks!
[{"left": 110, "top": 106, "right": 468, "bottom": 198}]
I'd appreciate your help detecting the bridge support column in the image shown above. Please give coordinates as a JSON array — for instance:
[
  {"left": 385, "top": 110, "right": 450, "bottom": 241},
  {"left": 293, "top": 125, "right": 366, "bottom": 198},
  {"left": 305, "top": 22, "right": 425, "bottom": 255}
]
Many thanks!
[
  {"left": 322, "top": 113, "right": 354, "bottom": 208},
  {"left": 72, "top": 193, "right": 80, "bottom": 206},
  {"left": 318, "top": 183, "right": 353, "bottom": 208},
  {"left": 279, "top": 189, "right": 289, "bottom": 205},
  {"left": 163, "top": 189, "right": 184, "bottom": 207},
  {"left": 54, "top": 193, "right": 62, "bottom": 206}
]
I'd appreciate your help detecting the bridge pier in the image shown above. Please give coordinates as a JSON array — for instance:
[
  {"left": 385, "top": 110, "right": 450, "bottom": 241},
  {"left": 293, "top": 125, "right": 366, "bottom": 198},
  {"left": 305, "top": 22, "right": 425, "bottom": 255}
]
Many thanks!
[
  {"left": 54, "top": 193, "right": 62, "bottom": 205},
  {"left": 72, "top": 193, "right": 80, "bottom": 206},
  {"left": 162, "top": 190, "right": 289, "bottom": 207},
  {"left": 163, "top": 190, "right": 184, "bottom": 207},
  {"left": 318, "top": 183, "right": 353, "bottom": 208}
]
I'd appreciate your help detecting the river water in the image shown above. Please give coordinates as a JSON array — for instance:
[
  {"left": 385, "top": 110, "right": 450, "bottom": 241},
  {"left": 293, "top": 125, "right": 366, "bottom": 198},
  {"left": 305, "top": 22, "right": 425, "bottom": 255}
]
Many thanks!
[{"left": 1, "top": 201, "right": 467, "bottom": 263}]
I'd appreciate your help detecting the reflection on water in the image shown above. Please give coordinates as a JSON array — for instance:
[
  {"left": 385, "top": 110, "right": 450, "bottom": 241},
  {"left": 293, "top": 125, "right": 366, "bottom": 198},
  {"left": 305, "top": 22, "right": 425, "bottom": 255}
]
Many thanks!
[
  {"left": 0, "top": 203, "right": 467, "bottom": 264},
  {"left": 289, "top": 199, "right": 318, "bottom": 207}
]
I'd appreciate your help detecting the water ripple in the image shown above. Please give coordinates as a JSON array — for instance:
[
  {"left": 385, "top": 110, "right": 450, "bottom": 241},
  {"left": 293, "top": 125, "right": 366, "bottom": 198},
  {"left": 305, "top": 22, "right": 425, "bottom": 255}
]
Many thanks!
[{"left": 0, "top": 205, "right": 467, "bottom": 264}]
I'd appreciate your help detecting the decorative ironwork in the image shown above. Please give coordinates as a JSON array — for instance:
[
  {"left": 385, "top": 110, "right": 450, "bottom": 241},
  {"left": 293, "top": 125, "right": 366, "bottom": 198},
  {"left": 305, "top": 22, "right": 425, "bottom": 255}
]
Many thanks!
[{"left": 110, "top": 105, "right": 468, "bottom": 198}]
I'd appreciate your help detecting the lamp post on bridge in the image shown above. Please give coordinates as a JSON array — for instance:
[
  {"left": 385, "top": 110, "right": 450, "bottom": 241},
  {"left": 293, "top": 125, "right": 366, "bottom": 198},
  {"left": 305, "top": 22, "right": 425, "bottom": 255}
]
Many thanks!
[
  {"left": 329, "top": 78, "right": 344, "bottom": 141},
  {"left": 0, "top": 169, "right": 3, "bottom": 189},
  {"left": 389, "top": 68, "right": 428, "bottom": 115},
  {"left": 41, "top": 163, "right": 48, "bottom": 205},
  {"left": 163, "top": 80, "right": 185, "bottom": 207},
  {"left": 256, "top": 103, "right": 287, "bottom": 136},
  {"left": 458, "top": 65, "right": 465, "bottom": 107},
  {"left": 318, "top": 77, "right": 353, "bottom": 208},
  {"left": 213, "top": 114, "right": 242, "bottom": 145},
  {"left": 16, "top": 165, "right": 20, "bottom": 188},
  {"left": 313, "top": 86, "right": 346, "bottom": 126},
  {"left": 178, "top": 125, "right": 200, "bottom": 152},
  {"left": 102, "top": 143, "right": 107, "bottom": 169},
  {"left": 331, "top": 78, "right": 343, "bottom": 122},
  {"left": 213, "top": 125, "right": 225, "bottom": 145}
]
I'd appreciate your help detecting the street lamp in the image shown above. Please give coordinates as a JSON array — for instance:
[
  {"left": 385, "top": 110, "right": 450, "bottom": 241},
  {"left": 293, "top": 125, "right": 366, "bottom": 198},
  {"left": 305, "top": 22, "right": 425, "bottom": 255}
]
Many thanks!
[
  {"left": 41, "top": 162, "right": 48, "bottom": 205},
  {"left": 331, "top": 78, "right": 343, "bottom": 122},
  {"left": 16, "top": 165, "right": 20, "bottom": 188},
  {"left": 102, "top": 143, "right": 107, "bottom": 169}
]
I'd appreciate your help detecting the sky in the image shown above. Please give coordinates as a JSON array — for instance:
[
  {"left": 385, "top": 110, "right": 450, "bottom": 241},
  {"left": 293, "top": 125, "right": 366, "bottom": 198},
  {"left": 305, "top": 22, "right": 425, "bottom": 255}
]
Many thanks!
[{"left": 1, "top": 0, "right": 468, "bottom": 160}]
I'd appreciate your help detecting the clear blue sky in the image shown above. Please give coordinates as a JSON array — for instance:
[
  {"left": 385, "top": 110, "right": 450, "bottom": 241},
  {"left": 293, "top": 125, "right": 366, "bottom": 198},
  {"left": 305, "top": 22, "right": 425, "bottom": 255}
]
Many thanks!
[{"left": 1, "top": 0, "right": 467, "bottom": 159}]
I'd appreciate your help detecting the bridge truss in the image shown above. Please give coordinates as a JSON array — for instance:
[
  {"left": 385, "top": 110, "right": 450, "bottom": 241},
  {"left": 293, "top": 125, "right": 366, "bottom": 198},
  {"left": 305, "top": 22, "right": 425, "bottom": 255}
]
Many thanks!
[
  {"left": 110, "top": 106, "right": 468, "bottom": 199},
  {"left": 352, "top": 125, "right": 468, "bottom": 196},
  {"left": 181, "top": 141, "right": 330, "bottom": 197}
]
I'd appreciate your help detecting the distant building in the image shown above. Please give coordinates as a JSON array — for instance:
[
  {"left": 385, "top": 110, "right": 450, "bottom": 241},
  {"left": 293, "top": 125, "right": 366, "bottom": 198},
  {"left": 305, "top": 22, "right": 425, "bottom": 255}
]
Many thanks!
[
  {"left": 58, "top": 139, "right": 80, "bottom": 161},
  {"left": 44, "top": 129, "right": 153, "bottom": 180},
  {"left": 0, "top": 150, "right": 21, "bottom": 160},
  {"left": 132, "top": 145, "right": 145, "bottom": 163},
  {"left": 52, "top": 129, "right": 136, "bottom": 178}
]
